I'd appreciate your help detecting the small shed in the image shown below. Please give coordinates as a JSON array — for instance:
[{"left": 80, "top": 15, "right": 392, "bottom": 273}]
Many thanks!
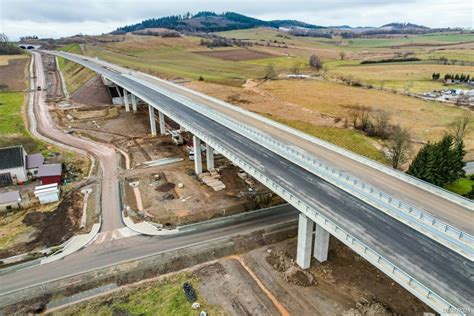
[
  {"left": 34, "top": 183, "right": 60, "bottom": 204},
  {"left": 0, "top": 191, "right": 21, "bottom": 211},
  {"left": 37, "top": 164, "right": 62, "bottom": 185}
]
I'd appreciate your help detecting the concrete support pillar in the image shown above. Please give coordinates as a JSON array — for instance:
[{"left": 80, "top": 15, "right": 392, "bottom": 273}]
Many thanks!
[
  {"left": 296, "top": 213, "right": 314, "bottom": 269},
  {"left": 131, "top": 94, "right": 137, "bottom": 113},
  {"left": 206, "top": 144, "right": 214, "bottom": 170},
  {"left": 158, "top": 110, "right": 166, "bottom": 135},
  {"left": 123, "top": 89, "right": 130, "bottom": 112},
  {"left": 193, "top": 136, "right": 203, "bottom": 175},
  {"left": 114, "top": 86, "right": 123, "bottom": 104},
  {"left": 314, "top": 223, "right": 330, "bottom": 262},
  {"left": 148, "top": 104, "right": 157, "bottom": 136},
  {"left": 179, "top": 125, "right": 186, "bottom": 132}
]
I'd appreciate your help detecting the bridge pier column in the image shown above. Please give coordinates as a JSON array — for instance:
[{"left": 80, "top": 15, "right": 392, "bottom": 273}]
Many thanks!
[
  {"left": 131, "top": 94, "right": 137, "bottom": 113},
  {"left": 296, "top": 213, "right": 314, "bottom": 269},
  {"left": 114, "top": 86, "right": 123, "bottom": 104},
  {"left": 314, "top": 223, "right": 329, "bottom": 262},
  {"left": 193, "top": 136, "right": 203, "bottom": 175},
  {"left": 148, "top": 105, "right": 157, "bottom": 136},
  {"left": 158, "top": 111, "right": 166, "bottom": 135},
  {"left": 123, "top": 89, "right": 130, "bottom": 112},
  {"left": 206, "top": 144, "right": 214, "bottom": 170},
  {"left": 179, "top": 125, "right": 185, "bottom": 132}
]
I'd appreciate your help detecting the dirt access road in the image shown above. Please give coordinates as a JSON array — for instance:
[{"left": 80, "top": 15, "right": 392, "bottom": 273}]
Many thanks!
[{"left": 30, "top": 52, "right": 123, "bottom": 232}]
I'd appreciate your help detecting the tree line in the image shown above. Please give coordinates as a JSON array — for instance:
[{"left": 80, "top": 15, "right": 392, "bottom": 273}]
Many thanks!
[{"left": 443, "top": 73, "right": 471, "bottom": 82}]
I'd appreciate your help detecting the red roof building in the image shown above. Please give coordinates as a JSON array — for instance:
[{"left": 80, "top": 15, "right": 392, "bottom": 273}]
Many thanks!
[{"left": 37, "top": 164, "right": 62, "bottom": 185}]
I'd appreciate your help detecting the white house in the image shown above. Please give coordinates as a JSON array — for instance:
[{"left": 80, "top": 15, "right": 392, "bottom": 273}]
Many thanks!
[
  {"left": 0, "top": 191, "right": 21, "bottom": 211},
  {"left": 0, "top": 146, "right": 27, "bottom": 186}
]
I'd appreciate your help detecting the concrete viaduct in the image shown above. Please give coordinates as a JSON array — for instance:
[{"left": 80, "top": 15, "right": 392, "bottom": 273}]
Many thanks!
[{"left": 46, "top": 50, "right": 473, "bottom": 315}]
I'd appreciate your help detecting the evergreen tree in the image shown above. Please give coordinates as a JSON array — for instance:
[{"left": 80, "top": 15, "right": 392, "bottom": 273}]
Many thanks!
[{"left": 407, "top": 144, "right": 432, "bottom": 181}]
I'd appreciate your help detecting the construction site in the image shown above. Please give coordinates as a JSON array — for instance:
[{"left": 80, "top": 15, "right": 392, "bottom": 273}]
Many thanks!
[{"left": 41, "top": 54, "right": 283, "bottom": 229}]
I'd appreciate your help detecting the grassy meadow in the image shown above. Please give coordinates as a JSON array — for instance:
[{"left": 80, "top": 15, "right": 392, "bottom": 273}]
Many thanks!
[
  {"left": 58, "top": 272, "right": 221, "bottom": 315},
  {"left": 57, "top": 43, "right": 96, "bottom": 93},
  {"left": 55, "top": 28, "right": 473, "bottom": 167}
]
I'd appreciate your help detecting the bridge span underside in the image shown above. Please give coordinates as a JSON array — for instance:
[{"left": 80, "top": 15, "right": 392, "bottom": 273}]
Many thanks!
[{"left": 47, "top": 51, "right": 473, "bottom": 313}]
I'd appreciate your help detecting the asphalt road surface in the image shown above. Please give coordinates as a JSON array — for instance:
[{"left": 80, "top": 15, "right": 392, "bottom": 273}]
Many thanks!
[
  {"left": 53, "top": 52, "right": 473, "bottom": 234},
  {"left": 31, "top": 52, "right": 123, "bottom": 231},
  {"left": 38, "top": 51, "right": 472, "bottom": 309}
]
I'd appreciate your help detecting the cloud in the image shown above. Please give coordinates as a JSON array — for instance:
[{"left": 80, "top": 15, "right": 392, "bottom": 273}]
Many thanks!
[{"left": 0, "top": 0, "right": 471, "bottom": 40}]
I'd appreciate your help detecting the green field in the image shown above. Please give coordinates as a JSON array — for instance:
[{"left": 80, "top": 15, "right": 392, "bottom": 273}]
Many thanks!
[
  {"left": 0, "top": 91, "right": 41, "bottom": 152},
  {"left": 445, "top": 177, "right": 474, "bottom": 196},
  {"left": 264, "top": 114, "right": 387, "bottom": 163},
  {"left": 59, "top": 272, "right": 221, "bottom": 315},
  {"left": 57, "top": 43, "right": 96, "bottom": 93}
]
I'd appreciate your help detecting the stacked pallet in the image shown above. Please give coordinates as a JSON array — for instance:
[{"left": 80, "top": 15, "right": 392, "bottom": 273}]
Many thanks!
[{"left": 198, "top": 169, "right": 226, "bottom": 191}]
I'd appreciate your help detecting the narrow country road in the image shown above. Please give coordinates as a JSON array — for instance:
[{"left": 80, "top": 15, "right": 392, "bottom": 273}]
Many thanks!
[{"left": 29, "top": 52, "right": 123, "bottom": 231}]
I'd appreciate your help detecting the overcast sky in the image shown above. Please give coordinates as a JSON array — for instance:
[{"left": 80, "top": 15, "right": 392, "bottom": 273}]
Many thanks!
[{"left": 1, "top": 0, "right": 472, "bottom": 40}]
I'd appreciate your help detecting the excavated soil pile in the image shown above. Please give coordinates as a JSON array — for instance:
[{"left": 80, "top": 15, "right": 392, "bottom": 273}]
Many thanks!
[
  {"left": 344, "top": 299, "right": 394, "bottom": 316},
  {"left": 266, "top": 250, "right": 316, "bottom": 287}
]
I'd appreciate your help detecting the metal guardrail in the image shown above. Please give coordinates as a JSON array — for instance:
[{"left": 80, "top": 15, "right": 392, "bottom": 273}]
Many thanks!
[{"left": 128, "top": 75, "right": 474, "bottom": 260}]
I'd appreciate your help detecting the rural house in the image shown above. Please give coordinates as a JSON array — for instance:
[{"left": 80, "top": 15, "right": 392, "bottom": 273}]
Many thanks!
[
  {"left": 37, "top": 163, "right": 62, "bottom": 185},
  {"left": 0, "top": 191, "right": 21, "bottom": 211},
  {"left": 0, "top": 146, "right": 27, "bottom": 186},
  {"left": 26, "top": 153, "right": 45, "bottom": 177}
]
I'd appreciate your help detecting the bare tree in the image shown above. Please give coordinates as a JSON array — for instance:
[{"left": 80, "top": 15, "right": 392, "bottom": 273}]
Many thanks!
[
  {"left": 264, "top": 64, "right": 277, "bottom": 79},
  {"left": 290, "top": 61, "right": 302, "bottom": 74},
  {"left": 372, "top": 110, "right": 392, "bottom": 139},
  {"left": 451, "top": 111, "right": 472, "bottom": 145},
  {"left": 309, "top": 54, "right": 323, "bottom": 71},
  {"left": 339, "top": 51, "right": 346, "bottom": 60},
  {"left": 387, "top": 125, "right": 411, "bottom": 169}
]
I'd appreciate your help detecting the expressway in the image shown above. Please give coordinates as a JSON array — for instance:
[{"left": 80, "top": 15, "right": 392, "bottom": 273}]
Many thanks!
[
  {"left": 33, "top": 51, "right": 472, "bottom": 311},
  {"left": 51, "top": 52, "right": 474, "bottom": 234}
]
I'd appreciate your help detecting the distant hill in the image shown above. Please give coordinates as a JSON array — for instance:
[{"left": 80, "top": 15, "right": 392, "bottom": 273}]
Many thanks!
[
  {"left": 381, "top": 22, "right": 429, "bottom": 30},
  {"left": 114, "top": 11, "right": 323, "bottom": 33}
]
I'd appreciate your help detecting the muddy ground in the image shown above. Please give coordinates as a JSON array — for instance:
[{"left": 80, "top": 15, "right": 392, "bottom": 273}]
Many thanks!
[
  {"left": 0, "top": 56, "right": 29, "bottom": 91},
  {"left": 54, "top": 237, "right": 433, "bottom": 315},
  {"left": 123, "top": 162, "right": 282, "bottom": 227},
  {"left": 0, "top": 189, "right": 84, "bottom": 259}
]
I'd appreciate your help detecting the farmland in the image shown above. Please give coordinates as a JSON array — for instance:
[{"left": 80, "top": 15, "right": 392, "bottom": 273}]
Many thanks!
[
  {"left": 60, "top": 29, "right": 473, "bottom": 164},
  {"left": 0, "top": 54, "right": 42, "bottom": 152}
]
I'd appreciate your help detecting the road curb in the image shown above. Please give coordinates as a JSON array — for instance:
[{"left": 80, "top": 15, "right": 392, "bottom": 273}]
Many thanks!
[{"left": 121, "top": 204, "right": 292, "bottom": 236}]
